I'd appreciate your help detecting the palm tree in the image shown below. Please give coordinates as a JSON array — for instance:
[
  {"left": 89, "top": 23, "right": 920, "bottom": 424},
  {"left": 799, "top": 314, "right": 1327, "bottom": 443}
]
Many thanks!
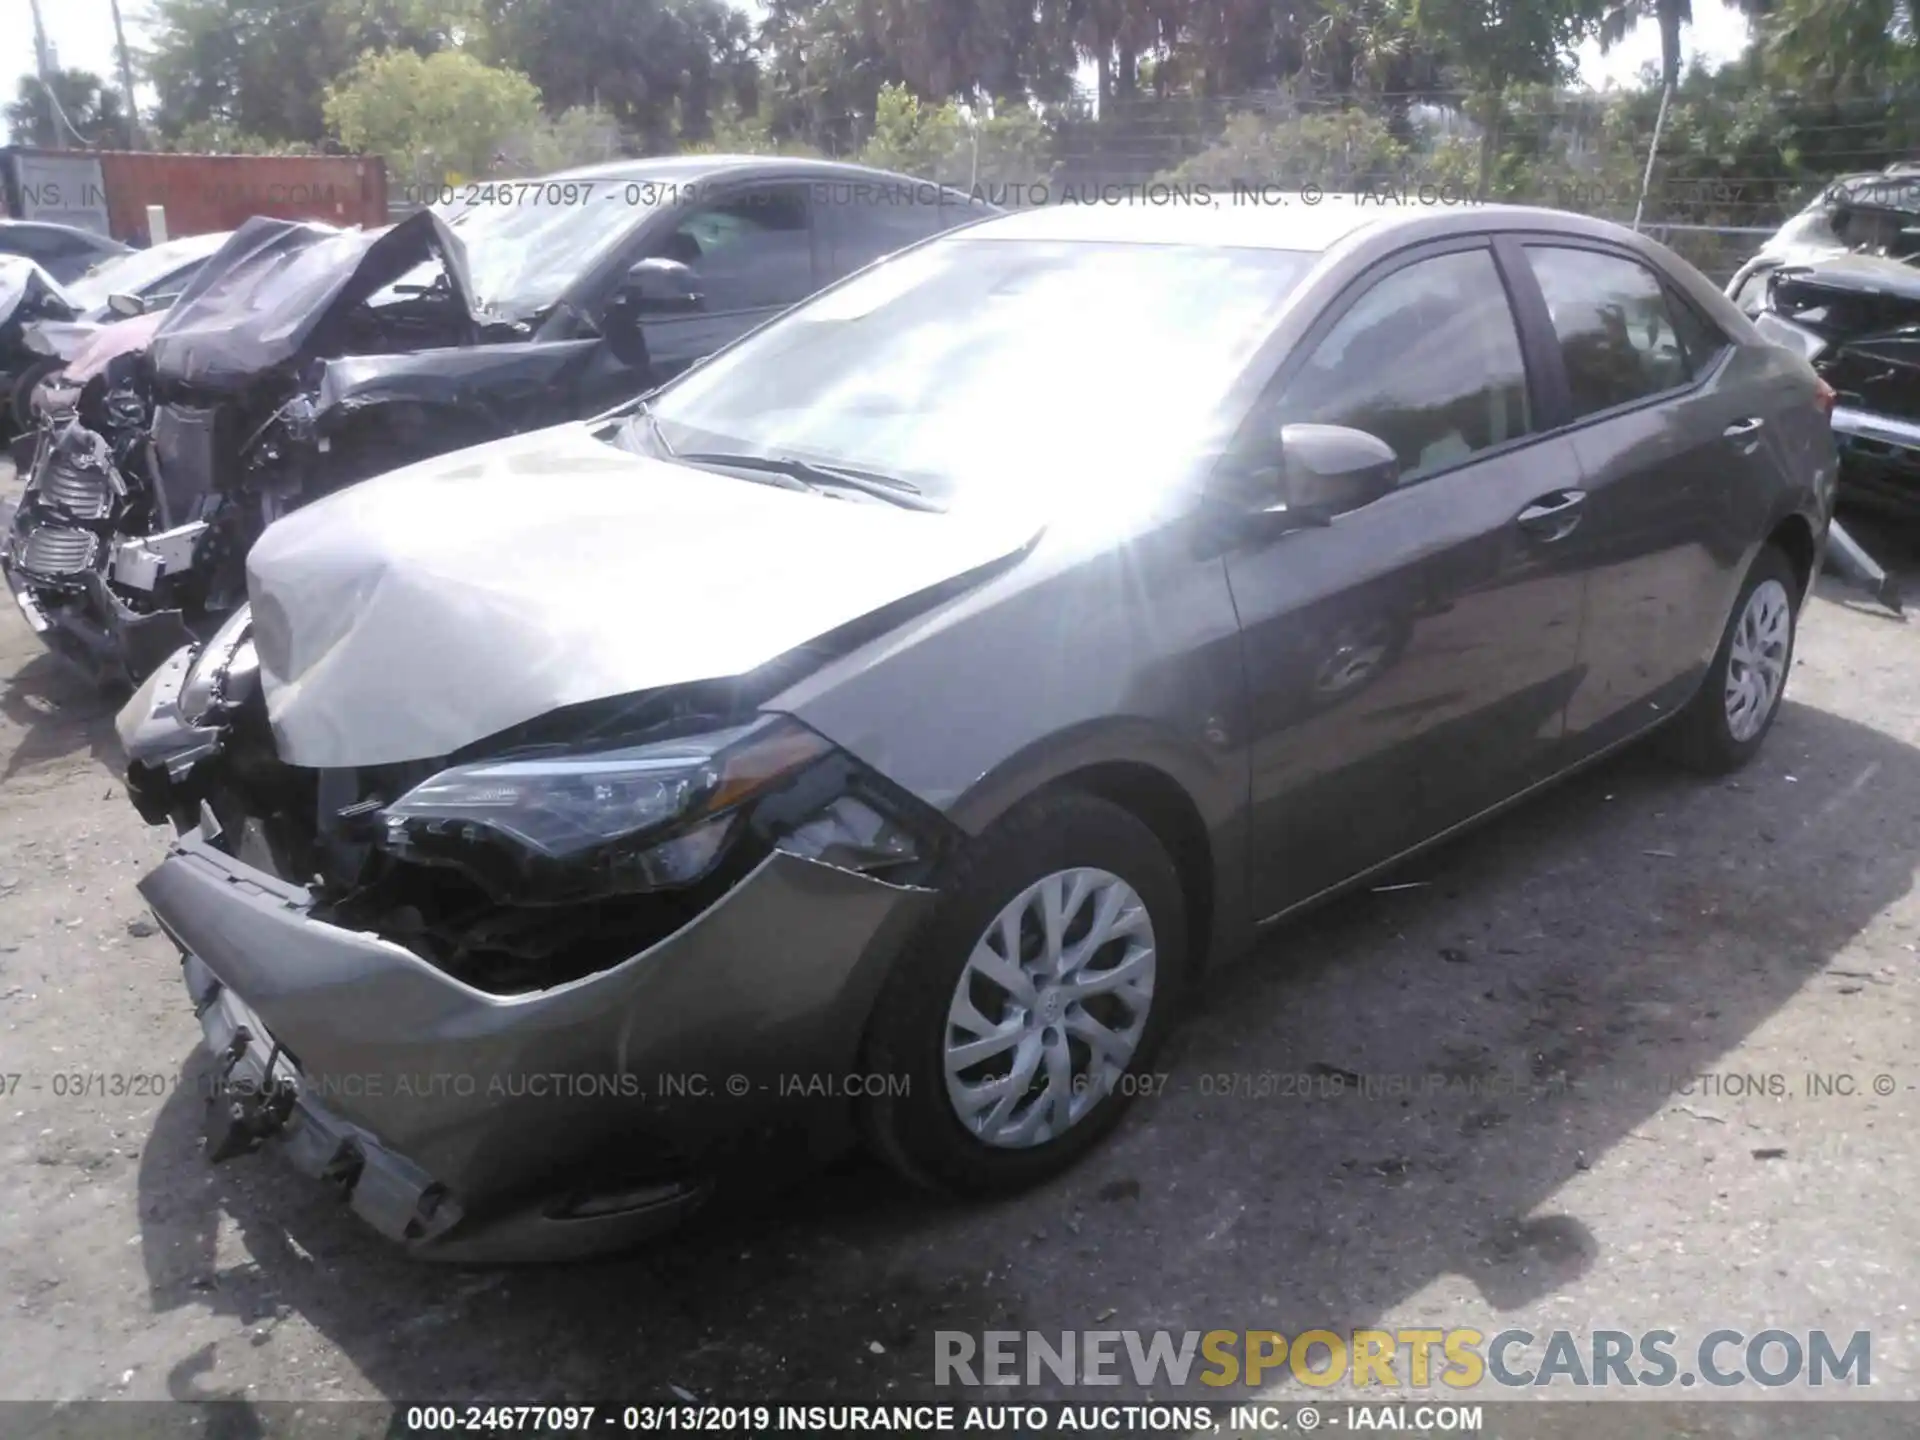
[{"left": 1596, "top": 0, "right": 1691, "bottom": 90}]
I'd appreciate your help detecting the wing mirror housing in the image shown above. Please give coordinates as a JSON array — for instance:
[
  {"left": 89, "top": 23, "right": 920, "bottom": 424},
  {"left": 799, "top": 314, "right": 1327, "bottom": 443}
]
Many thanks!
[
  {"left": 1276, "top": 423, "right": 1398, "bottom": 524},
  {"left": 617, "top": 257, "right": 705, "bottom": 317},
  {"left": 106, "top": 291, "right": 147, "bottom": 318}
]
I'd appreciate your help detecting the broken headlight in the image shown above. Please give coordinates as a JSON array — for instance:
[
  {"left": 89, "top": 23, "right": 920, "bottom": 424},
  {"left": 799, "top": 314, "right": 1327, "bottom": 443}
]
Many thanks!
[
  {"left": 180, "top": 604, "right": 257, "bottom": 724},
  {"left": 376, "top": 714, "right": 834, "bottom": 897},
  {"left": 778, "top": 794, "right": 922, "bottom": 871}
]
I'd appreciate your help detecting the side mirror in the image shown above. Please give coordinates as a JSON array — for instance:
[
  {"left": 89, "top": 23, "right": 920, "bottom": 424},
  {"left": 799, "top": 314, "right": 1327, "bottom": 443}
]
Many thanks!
[
  {"left": 106, "top": 292, "right": 147, "bottom": 318},
  {"left": 1277, "top": 423, "right": 1398, "bottom": 523},
  {"left": 617, "top": 257, "right": 704, "bottom": 317}
]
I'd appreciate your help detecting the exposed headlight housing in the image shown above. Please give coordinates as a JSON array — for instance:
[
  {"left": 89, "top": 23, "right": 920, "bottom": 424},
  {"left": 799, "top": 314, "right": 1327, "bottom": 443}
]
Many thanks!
[
  {"left": 180, "top": 604, "right": 257, "bottom": 724},
  {"left": 777, "top": 794, "right": 922, "bottom": 872},
  {"left": 376, "top": 714, "right": 835, "bottom": 899}
]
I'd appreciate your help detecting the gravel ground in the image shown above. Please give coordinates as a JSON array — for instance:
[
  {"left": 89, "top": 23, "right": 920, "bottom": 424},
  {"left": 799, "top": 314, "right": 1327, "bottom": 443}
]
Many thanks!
[{"left": 3, "top": 452, "right": 1918, "bottom": 1425}]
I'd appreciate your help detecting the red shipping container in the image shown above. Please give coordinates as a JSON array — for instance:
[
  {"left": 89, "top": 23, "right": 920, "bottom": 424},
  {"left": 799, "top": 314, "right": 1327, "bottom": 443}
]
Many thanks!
[{"left": 2, "top": 148, "right": 389, "bottom": 241}]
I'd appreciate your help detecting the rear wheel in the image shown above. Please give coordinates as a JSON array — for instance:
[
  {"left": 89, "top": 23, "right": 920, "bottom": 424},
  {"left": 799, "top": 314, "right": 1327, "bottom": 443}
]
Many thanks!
[
  {"left": 860, "top": 792, "right": 1188, "bottom": 1195},
  {"left": 1661, "top": 544, "right": 1799, "bottom": 774}
]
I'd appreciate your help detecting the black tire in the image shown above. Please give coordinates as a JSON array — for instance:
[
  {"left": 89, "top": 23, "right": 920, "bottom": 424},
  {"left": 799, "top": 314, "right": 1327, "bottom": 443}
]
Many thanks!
[
  {"left": 9, "top": 358, "right": 58, "bottom": 433},
  {"left": 1660, "top": 544, "right": 1800, "bottom": 774},
  {"left": 859, "top": 791, "right": 1189, "bottom": 1196}
]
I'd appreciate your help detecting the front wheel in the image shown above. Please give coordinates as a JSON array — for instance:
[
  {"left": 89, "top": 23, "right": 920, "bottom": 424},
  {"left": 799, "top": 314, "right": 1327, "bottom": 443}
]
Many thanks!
[
  {"left": 859, "top": 791, "right": 1189, "bottom": 1196},
  {"left": 1661, "top": 544, "right": 1799, "bottom": 774},
  {"left": 8, "top": 358, "right": 58, "bottom": 433}
]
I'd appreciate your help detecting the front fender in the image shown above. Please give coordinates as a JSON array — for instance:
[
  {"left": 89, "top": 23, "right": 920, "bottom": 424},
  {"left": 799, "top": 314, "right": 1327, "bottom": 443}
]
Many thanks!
[{"left": 775, "top": 524, "right": 1255, "bottom": 963}]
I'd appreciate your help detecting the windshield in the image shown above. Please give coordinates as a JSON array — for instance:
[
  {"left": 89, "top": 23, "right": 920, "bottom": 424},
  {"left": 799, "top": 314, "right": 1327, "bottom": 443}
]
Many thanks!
[
  {"left": 439, "top": 181, "right": 662, "bottom": 317},
  {"left": 640, "top": 236, "right": 1316, "bottom": 512},
  {"left": 66, "top": 233, "right": 229, "bottom": 312}
]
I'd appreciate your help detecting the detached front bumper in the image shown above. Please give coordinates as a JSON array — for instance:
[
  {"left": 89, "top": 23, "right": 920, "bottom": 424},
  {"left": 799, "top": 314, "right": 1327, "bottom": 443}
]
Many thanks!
[{"left": 142, "top": 828, "right": 937, "bottom": 1262}]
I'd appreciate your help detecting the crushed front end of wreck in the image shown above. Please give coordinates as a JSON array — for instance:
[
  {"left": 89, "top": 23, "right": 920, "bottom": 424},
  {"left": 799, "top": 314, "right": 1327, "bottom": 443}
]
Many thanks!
[
  {"left": 2, "top": 311, "right": 186, "bottom": 679},
  {"left": 1756, "top": 258, "right": 1920, "bottom": 519},
  {"left": 1732, "top": 167, "right": 1920, "bottom": 520},
  {"left": 5, "top": 212, "right": 527, "bottom": 684}
]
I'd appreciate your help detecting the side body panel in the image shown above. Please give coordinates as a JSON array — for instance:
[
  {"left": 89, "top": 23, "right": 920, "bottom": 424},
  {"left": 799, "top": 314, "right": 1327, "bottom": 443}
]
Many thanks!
[
  {"left": 1558, "top": 345, "right": 1795, "bottom": 751},
  {"left": 774, "top": 522, "right": 1255, "bottom": 963},
  {"left": 1490, "top": 231, "right": 1835, "bottom": 759}
]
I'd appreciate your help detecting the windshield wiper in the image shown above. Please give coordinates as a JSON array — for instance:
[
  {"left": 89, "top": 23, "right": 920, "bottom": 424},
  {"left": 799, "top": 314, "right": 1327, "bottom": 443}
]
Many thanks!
[
  {"left": 673, "top": 451, "right": 943, "bottom": 512},
  {"left": 626, "top": 405, "right": 676, "bottom": 458}
]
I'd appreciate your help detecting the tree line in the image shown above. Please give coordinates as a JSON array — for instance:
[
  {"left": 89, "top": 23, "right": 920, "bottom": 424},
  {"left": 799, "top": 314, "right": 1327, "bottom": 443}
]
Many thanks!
[{"left": 4, "top": 0, "right": 1916, "bottom": 224}]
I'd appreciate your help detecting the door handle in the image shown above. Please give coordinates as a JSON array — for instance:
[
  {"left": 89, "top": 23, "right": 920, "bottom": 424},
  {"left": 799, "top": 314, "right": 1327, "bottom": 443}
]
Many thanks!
[
  {"left": 1723, "top": 417, "right": 1766, "bottom": 442},
  {"left": 1515, "top": 488, "right": 1587, "bottom": 541}
]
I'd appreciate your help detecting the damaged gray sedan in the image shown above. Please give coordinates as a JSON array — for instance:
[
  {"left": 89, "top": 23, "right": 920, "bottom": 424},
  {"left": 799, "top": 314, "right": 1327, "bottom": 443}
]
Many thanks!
[{"left": 119, "top": 199, "right": 1834, "bottom": 1260}]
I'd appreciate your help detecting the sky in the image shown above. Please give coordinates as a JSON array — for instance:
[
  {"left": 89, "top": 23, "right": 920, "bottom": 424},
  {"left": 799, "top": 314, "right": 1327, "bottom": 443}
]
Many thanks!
[{"left": 2, "top": 0, "right": 1754, "bottom": 144}]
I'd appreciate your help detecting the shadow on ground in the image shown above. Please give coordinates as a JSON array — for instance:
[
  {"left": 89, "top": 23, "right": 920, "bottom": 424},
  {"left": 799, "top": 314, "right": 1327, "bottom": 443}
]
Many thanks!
[
  {"left": 0, "top": 650, "right": 129, "bottom": 784},
  {"left": 132, "top": 696, "right": 1919, "bottom": 1404}
]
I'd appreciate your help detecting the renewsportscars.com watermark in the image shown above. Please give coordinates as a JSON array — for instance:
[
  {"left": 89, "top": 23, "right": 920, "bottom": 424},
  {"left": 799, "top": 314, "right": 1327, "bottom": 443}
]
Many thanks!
[{"left": 934, "top": 1328, "right": 1872, "bottom": 1391}]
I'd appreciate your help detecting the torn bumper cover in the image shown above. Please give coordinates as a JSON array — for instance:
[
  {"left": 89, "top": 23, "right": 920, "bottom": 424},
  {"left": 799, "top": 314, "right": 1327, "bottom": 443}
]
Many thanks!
[{"left": 139, "top": 826, "right": 936, "bottom": 1261}]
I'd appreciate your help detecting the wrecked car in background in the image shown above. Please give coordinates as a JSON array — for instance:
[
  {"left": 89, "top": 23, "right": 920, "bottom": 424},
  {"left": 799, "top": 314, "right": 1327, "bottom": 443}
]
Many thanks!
[
  {"left": 1730, "top": 165, "right": 1920, "bottom": 520},
  {"left": 8, "top": 228, "right": 234, "bottom": 410},
  {"left": 118, "top": 199, "right": 1831, "bottom": 1260},
  {"left": 4, "top": 158, "right": 995, "bottom": 685},
  {"left": 9, "top": 228, "right": 235, "bottom": 429},
  {"left": 0, "top": 217, "right": 129, "bottom": 285},
  {"left": 1, "top": 254, "right": 81, "bottom": 439}
]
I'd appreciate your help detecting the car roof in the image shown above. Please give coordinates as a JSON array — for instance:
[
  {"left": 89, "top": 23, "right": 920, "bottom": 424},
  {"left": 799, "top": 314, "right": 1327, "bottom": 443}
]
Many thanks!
[
  {"left": 949, "top": 195, "right": 1606, "bottom": 252},
  {"left": 539, "top": 154, "right": 983, "bottom": 195},
  {"left": 0, "top": 218, "right": 123, "bottom": 242}
]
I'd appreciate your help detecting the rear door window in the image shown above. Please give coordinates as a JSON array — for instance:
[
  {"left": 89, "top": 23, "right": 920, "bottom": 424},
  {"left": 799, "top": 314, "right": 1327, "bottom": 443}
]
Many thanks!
[
  {"left": 819, "top": 187, "right": 988, "bottom": 277},
  {"left": 1524, "top": 245, "right": 1705, "bottom": 418},
  {"left": 1668, "top": 291, "right": 1732, "bottom": 373}
]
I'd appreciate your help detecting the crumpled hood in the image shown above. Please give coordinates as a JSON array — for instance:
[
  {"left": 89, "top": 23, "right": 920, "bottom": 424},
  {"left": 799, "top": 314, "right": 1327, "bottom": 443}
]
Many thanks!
[
  {"left": 247, "top": 423, "right": 1042, "bottom": 767},
  {"left": 1775, "top": 253, "right": 1920, "bottom": 304},
  {"left": 1768, "top": 256, "right": 1920, "bottom": 356},
  {"left": 147, "top": 210, "right": 479, "bottom": 392}
]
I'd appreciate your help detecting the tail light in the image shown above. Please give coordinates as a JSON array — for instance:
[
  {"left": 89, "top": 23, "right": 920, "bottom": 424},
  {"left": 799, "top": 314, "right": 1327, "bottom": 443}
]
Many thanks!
[{"left": 1814, "top": 377, "right": 1836, "bottom": 421}]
